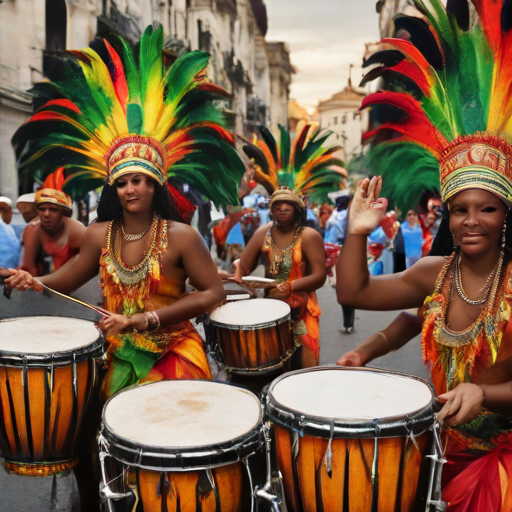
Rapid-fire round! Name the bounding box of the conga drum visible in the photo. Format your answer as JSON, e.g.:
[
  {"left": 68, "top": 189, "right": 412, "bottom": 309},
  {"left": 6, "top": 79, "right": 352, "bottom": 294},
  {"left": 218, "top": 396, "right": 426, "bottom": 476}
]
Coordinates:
[
  {"left": 264, "top": 366, "right": 438, "bottom": 512},
  {"left": 99, "top": 380, "right": 265, "bottom": 512},
  {"left": 208, "top": 298, "right": 294, "bottom": 376},
  {"left": 0, "top": 316, "right": 103, "bottom": 475}
]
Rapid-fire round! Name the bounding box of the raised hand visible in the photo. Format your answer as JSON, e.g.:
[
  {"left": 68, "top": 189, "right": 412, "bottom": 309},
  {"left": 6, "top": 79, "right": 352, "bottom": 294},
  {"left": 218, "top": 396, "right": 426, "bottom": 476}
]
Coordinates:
[
  {"left": 348, "top": 176, "right": 388, "bottom": 236},
  {"left": 336, "top": 350, "right": 366, "bottom": 367},
  {"left": 0, "top": 268, "right": 43, "bottom": 292}
]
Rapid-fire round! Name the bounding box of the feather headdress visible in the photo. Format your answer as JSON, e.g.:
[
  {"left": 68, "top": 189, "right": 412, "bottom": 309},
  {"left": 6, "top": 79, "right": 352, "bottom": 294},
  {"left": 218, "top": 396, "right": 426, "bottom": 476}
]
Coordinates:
[
  {"left": 243, "top": 121, "right": 346, "bottom": 204},
  {"left": 361, "top": 0, "right": 512, "bottom": 211},
  {"left": 34, "top": 167, "right": 72, "bottom": 210},
  {"left": 12, "top": 23, "right": 245, "bottom": 207}
]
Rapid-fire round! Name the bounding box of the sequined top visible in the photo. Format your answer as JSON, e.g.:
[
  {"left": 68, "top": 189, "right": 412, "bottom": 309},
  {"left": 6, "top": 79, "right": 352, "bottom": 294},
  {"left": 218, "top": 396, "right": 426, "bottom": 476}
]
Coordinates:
[
  {"left": 263, "top": 225, "right": 304, "bottom": 282},
  {"left": 422, "top": 254, "right": 512, "bottom": 451}
]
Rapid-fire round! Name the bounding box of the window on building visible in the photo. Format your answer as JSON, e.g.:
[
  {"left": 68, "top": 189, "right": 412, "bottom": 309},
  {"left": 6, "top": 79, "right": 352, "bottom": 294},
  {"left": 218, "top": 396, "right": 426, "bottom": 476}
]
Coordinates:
[
  {"left": 342, "top": 114, "right": 347, "bottom": 124},
  {"left": 334, "top": 116, "right": 338, "bottom": 125},
  {"left": 46, "top": 0, "right": 67, "bottom": 51}
]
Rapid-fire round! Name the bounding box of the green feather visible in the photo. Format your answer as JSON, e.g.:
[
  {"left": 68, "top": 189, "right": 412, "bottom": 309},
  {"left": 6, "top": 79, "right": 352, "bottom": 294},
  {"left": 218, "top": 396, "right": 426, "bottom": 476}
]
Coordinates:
[{"left": 367, "top": 142, "right": 439, "bottom": 214}]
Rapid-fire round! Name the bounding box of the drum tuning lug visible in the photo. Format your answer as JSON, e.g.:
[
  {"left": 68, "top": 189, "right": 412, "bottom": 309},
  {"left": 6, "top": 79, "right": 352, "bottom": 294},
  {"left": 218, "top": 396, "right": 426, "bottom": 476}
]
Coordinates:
[
  {"left": 428, "top": 499, "right": 448, "bottom": 512},
  {"left": 99, "top": 482, "right": 133, "bottom": 501}
]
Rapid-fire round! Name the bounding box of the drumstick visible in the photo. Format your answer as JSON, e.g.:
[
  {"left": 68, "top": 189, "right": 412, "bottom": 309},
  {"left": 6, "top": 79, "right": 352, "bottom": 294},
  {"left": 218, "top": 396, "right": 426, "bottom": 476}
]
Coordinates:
[{"left": 40, "top": 283, "right": 112, "bottom": 317}]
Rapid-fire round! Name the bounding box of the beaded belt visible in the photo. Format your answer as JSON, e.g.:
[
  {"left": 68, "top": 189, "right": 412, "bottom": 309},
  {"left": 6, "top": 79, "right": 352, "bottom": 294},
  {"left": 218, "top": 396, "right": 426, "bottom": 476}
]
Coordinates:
[{"left": 3, "top": 458, "right": 79, "bottom": 477}]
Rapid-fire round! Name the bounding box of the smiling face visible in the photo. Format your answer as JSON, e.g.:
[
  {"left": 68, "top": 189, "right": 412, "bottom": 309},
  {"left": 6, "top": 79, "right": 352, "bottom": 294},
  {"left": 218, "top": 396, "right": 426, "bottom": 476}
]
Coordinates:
[
  {"left": 449, "top": 189, "right": 508, "bottom": 256},
  {"left": 115, "top": 173, "right": 155, "bottom": 214},
  {"left": 271, "top": 201, "right": 297, "bottom": 229}
]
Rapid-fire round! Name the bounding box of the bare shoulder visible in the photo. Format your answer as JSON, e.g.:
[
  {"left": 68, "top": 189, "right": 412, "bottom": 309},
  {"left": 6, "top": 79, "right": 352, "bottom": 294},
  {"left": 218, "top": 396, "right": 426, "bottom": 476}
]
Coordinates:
[
  {"left": 403, "top": 255, "right": 449, "bottom": 293},
  {"left": 252, "top": 222, "right": 271, "bottom": 241},
  {"left": 302, "top": 226, "right": 323, "bottom": 243},
  {"left": 167, "top": 220, "right": 204, "bottom": 246},
  {"left": 81, "top": 221, "right": 110, "bottom": 246}
]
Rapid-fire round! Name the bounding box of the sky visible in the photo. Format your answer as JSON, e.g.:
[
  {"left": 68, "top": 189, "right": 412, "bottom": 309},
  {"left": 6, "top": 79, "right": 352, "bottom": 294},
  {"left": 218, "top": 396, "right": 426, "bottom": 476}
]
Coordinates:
[{"left": 265, "top": 0, "right": 381, "bottom": 109}]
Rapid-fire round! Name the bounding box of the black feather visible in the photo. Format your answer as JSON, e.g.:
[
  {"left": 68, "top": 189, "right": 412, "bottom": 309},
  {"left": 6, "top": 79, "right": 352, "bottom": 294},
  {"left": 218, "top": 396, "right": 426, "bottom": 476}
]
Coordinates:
[
  {"left": 446, "top": 0, "right": 470, "bottom": 31},
  {"left": 393, "top": 14, "right": 444, "bottom": 70}
]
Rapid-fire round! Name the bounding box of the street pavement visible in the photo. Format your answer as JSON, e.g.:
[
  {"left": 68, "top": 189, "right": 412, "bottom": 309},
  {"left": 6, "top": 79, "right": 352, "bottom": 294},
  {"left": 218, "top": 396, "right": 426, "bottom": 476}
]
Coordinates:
[{"left": 317, "top": 279, "right": 429, "bottom": 381}]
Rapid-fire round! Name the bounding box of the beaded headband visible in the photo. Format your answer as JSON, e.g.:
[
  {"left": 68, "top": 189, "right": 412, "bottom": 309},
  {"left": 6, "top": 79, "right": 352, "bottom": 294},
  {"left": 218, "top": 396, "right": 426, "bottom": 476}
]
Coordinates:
[
  {"left": 440, "top": 135, "right": 512, "bottom": 207},
  {"left": 105, "top": 135, "right": 166, "bottom": 186}
]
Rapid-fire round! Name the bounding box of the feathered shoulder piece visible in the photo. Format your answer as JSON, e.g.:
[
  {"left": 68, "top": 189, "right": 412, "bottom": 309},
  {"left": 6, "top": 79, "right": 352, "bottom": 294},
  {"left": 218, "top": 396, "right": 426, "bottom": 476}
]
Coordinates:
[
  {"left": 12, "top": 23, "right": 245, "bottom": 206},
  {"left": 361, "top": 0, "right": 512, "bottom": 210},
  {"left": 243, "top": 121, "right": 345, "bottom": 203}
]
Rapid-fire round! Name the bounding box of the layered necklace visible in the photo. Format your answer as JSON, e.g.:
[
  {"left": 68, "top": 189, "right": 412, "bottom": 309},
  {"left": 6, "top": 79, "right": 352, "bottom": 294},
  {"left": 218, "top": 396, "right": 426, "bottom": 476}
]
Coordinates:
[
  {"left": 267, "top": 224, "right": 303, "bottom": 277},
  {"left": 106, "top": 213, "right": 162, "bottom": 286},
  {"left": 437, "top": 251, "right": 504, "bottom": 347},
  {"left": 453, "top": 252, "right": 503, "bottom": 306}
]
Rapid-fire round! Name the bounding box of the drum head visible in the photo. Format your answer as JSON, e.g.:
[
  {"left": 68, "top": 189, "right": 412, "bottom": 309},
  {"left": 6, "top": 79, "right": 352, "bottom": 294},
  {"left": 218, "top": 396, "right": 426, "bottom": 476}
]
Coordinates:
[
  {"left": 210, "top": 298, "right": 290, "bottom": 327},
  {"left": 102, "top": 380, "right": 263, "bottom": 470},
  {"left": 0, "top": 316, "right": 102, "bottom": 362},
  {"left": 266, "top": 366, "right": 434, "bottom": 438}
]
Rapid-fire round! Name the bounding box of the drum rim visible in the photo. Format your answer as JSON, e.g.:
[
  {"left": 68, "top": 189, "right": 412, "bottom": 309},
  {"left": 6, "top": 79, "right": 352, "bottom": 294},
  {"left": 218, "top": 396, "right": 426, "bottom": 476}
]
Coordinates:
[
  {"left": 209, "top": 298, "right": 291, "bottom": 329},
  {"left": 0, "top": 316, "right": 104, "bottom": 366},
  {"left": 101, "top": 380, "right": 264, "bottom": 470},
  {"left": 264, "top": 365, "right": 435, "bottom": 439}
]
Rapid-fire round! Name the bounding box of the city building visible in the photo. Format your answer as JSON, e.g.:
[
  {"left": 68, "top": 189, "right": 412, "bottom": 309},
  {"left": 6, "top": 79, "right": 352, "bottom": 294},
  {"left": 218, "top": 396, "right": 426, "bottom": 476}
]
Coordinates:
[
  {"left": 317, "top": 80, "right": 367, "bottom": 162},
  {"left": 0, "top": 0, "right": 293, "bottom": 197}
]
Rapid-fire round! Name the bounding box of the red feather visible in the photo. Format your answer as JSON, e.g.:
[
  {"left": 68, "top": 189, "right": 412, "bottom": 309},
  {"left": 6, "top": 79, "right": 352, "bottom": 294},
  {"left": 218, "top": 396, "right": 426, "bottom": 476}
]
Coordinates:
[
  {"left": 42, "top": 167, "right": 66, "bottom": 190},
  {"left": 104, "top": 40, "right": 128, "bottom": 115},
  {"left": 362, "top": 91, "right": 447, "bottom": 156},
  {"left": 40, "top": 99, "right": 82, "bottom": 115},
  {"left": 381, "top": 38, "right": 435, "bottom": 95}
]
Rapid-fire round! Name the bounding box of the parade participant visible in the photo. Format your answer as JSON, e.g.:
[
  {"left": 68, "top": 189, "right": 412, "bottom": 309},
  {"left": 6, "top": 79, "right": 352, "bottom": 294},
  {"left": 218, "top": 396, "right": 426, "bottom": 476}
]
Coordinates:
[
  {"left": 2, "top": 24, "right": 245, "bottom": 400},
  {"left": 401, "top": 209, "right": 423, "bottom": 268},
  {"left": 236, "top": 123, "right": 342, "bottom": 366},
  {"left": 337, "top": 2, "right": 512, "bottom": 508},
  {"left": 0, "top": 197, "right": 20, "bottom": 269},
  {"left": 16, "top": 192, "right": 37, "bottom": 223},
  {"left": 419, "top": 195, "right": 443, "bottom": 256},
  {"left": 21, "top": 170, "right": 86, "bottom": 276},
  {"left": 235, "top": 188, "right": 325, "bottom": 367}
]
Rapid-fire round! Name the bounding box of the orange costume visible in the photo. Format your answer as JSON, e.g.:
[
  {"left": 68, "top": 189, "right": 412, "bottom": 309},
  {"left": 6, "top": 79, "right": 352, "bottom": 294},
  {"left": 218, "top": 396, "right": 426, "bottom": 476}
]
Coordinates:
[
  {"left": 100, "top": 215, "right": 210, "bottom": 399},
  {"left": 262, "top": 225, "right": 321, "bottom": 359},
  {"left": 422, "top": 254, "right": 512, "bottom": 511}
]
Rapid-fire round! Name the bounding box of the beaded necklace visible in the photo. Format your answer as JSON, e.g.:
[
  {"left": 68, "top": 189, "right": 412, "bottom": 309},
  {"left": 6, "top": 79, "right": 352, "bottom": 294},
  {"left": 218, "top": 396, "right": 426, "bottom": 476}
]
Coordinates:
[
  {"left": 102, "top": 214, "right": 168, "bottom": 316},
  {"left": 266, "top": 224, "right": 303, "bottom": 279}
]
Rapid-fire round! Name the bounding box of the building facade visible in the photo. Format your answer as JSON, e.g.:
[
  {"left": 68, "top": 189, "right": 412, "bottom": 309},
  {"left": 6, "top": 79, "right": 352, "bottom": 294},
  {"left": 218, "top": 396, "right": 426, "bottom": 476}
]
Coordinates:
[
  {"left": 317, "top": 82, "right": 367, "bottom": 162},
  {"left": 0, "top": 0, "right": 293, "bottom": 198}
]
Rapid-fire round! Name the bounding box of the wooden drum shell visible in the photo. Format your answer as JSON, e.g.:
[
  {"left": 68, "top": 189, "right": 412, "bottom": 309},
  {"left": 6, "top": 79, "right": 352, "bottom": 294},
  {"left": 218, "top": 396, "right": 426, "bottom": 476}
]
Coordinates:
[
  {"left": 0, "top": 356, "right": 99, "bottom": 465},
  {"left": 212, "top": 319, "right": 293, "bottom": 374},
  {"left": 130, "top": 463, "right": 246, "bottom": 512},
  {"left": 273, "top": 425, "right": 432, "bottom": 512}
]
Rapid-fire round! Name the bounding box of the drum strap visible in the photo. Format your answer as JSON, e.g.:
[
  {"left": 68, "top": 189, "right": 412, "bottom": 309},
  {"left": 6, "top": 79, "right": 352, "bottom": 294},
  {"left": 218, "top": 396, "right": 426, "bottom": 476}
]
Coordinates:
[{"left": 3, "top": 457, "right": 79, "bottom": 477}]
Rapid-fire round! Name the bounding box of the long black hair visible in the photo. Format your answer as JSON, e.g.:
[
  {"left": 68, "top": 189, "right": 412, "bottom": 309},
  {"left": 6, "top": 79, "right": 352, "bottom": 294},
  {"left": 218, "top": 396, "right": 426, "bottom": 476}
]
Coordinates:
[
  {"left": 429, "top": 207, "right": 512, "bottom": 257},
  {"left": 96, "top": 181, "right": 184, "bottom": 222}
]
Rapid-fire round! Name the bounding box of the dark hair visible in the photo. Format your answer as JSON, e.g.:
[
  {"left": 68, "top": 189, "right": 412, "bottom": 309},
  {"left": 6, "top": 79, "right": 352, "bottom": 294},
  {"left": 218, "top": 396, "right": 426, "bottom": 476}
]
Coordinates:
[
  {"left": 96, "top": 181, "right": 184, "bottom": 222},
  {"left": 429, "top": 207, "right": 512, "bottom": 257}
]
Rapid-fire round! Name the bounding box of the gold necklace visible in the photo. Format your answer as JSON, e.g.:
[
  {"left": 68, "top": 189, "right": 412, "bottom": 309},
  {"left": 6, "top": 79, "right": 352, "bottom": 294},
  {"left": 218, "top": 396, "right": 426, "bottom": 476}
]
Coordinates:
[
  {"left": 454, "top": 254, "right": 499, "bottom": 305},
  {"left": 121, "top": 222, "right": 151, "bottom": 241},
  {"left": 106, "top": 214, "right": 160, "bottom": 286}
]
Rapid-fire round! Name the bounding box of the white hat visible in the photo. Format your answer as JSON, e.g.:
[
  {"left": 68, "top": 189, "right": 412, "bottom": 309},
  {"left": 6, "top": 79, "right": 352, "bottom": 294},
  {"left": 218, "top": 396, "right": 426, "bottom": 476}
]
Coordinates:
[
  {"left": 16, "top": 193, "right": 36, "bottom": 205},
  {"left": 0, "top": 196, "right": 12, "bottom": 207}
]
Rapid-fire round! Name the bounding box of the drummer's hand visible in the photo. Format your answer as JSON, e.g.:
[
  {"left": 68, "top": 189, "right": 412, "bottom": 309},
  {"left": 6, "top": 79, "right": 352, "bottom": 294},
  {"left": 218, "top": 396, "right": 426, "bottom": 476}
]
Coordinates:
[
  {"left": 267, "top": 282, "right": 292, "bottom": 300},
  {"left": 218, "top": 269, "right": 234, "bottom": 280},
  {"left": 99, "top": 313, "right": 151, "bottom": 337},
  {"left": 0, "top": 267, "right": 43, "bottom": 292},
  {"left": 436, "top": 383, "right": 484, "bottom": 427},
  {"left": 348, "top": 176, "right": 387, "bottom": 235},
  {"left": 233, "top": 265, "right": 244, "bottom": 284},
  {"left": 336, "top": 350, "right": 365, "bottom": 367}
]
